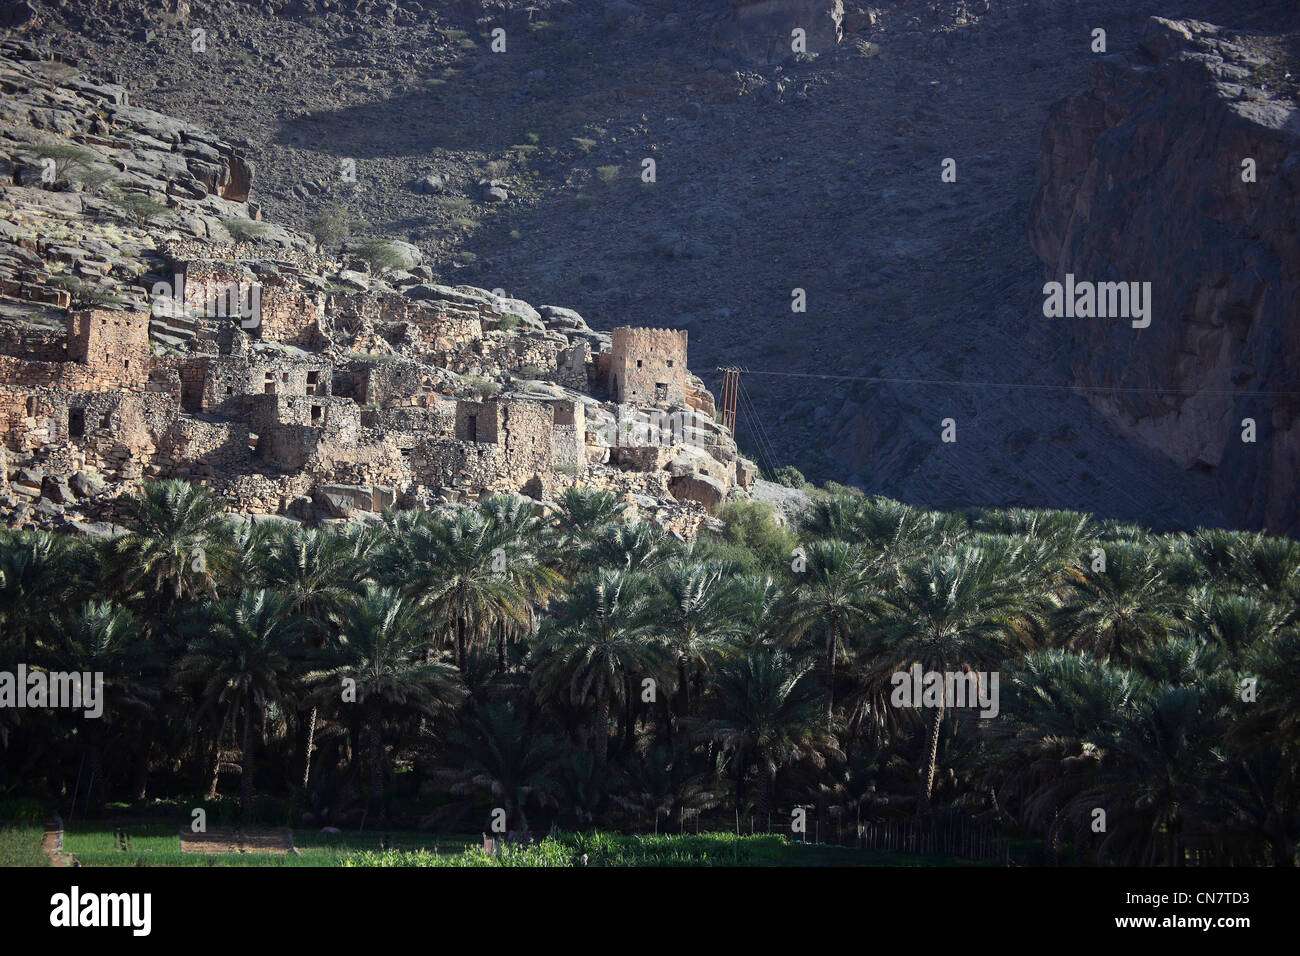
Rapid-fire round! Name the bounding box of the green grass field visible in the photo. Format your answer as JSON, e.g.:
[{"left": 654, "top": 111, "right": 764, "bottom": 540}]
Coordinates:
[
  {"left": 56, "top": 825, "right": 992, "bottom": 867},
  {"left": 0, "top": 826, "right": 48, "bottom": 867}
]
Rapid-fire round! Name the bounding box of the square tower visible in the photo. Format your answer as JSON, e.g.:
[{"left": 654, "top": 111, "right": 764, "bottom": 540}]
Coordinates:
[{"left": 608, "top": 327, "right": 688, "bottom": 405}]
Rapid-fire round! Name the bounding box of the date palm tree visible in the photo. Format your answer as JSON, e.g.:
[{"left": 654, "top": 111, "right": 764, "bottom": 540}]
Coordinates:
[
  {"left": 531, "top": 568, "right": 665, "bottom": 772},
  {"left": 403, "top": 510, "right": 534, "bottom": 672},
  {"left": 108, "top": 480, "right": 233, "bottom": 617},
  {"left": 55, "top": 601, "right": 161, "bottom": 814},
  {"left": 1054, "top": 541, "right": 1177, "bottom": 664},
  {"left": 308, "top": 586, "right": 464, "bottom": 816},
  {"left": 653, "top": 561, "right": 742, "bottom": 719},
  {"left": 263, "top": 525, "right": 378, "bottom": 789},
  {"left": 781, "top": 539, "right": 875, "bottom": 723},
  {"left": 479, "top": 495, "right": 563, "bottom": 672},
  {"left": 434, "top": 700, "right": 565, "bottom": 833},
  {"left": 700, "top": 648, "right": 836, "bottom": 814},
  {"left": 873, "top": 545, "right": 1033, "bottom": 817},
  {"left": 177, "top": 589, "right": 305, "bottom": 817},
  {"left": 546, "top": 487, "right": 626, "bottom": 577}
]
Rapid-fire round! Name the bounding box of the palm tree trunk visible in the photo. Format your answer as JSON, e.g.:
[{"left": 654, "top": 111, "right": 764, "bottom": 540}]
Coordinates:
[
  {"left": 677, "top": 658, "right": 691, "bottom": 716},
  {"left": 456, "top": 617, "right": 467, "bottom": 671},
  {"left": 302, "top": 706, "right": 317, "bottom": 791},
  {"left": 918, "top": 697, "right": 945, "bottom": 819},
  {"left": 497, "top": 621, "right": 507, "bottom": 673},
  {"left": 825, "top": 619, "right": 837, "bottom": 724},
  {"left": 368, "top": 722, "right": 385, "bottom": 812},
  {"left": 133, "top": 724, "right": 152, "bottom": 802},
  {"left": 208, "top": 707, "right": 232, "bottom": 800},
  {"left": 239, "top": 706, "right": 255, "bottom": 819},
  {"left": 594, "top": 685, "right": 610, "bottom": 771},
  {"left": 756, "top": 762, "right": 775, "bottom": 817}
]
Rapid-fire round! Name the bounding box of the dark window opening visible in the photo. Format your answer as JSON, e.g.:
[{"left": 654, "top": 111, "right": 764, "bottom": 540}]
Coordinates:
[
  {"left": 68, "top": 408, "right": 85, "bottom": 438},
  {"left": 655, "top": 382, "right": 669, "bottom": 401},
  {"left": 636, "top": 359, "right": 643, "bottom": 368},
  {"left": 666, "top": 360, "right": 674, "bottom": 367},
  {"left": 226, "top": 386, "right": 234, "bottom": 395},
  {"left": 466, "top": 414, "right": 477, "bottom": 442},
  {"left": 311, "top": 405, "right": 322, "bottom": 423},
  {"left": 306, "top": 371, "right": 319, "bottom": 395},
  {"left": 100, "top": 411, "right": 112, "bottom": 429},
  {"left": 123, "top": 359, "right": 130, "bottom": 370},
  {"left": 25, "top": 397, "right": 36, "bottom": 416}
]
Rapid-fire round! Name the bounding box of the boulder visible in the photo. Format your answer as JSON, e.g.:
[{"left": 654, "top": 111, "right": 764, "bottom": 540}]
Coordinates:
[{"left": 669, "top": 472, "right": 728, "bottom": 513}]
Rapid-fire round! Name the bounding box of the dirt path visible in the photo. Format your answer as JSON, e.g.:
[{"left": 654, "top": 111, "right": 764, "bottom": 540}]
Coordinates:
[
  {"left": 42, "top": 822, "right": 77, "bottom": 867},
  {"left": 180, "top": 826, "right": 296, "bottom": 855}
]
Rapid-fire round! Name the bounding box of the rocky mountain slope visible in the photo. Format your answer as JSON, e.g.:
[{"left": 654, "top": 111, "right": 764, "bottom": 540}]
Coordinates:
[
  {"left": 5, "top": 0, "right": 1298, "bottom": 531},
  {"left": 1032, "top": 16, "right": 1299, "bottom": 534},
  {"left": 0, "top": 39, "right": 754, "bottom": 533}
]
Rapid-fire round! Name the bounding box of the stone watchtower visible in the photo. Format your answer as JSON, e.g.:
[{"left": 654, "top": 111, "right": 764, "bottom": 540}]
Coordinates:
[
  {"left": 608, "top": 327, "right": 688, "bottom": 405},
  {"left": 65, "top": 310, "right": 151, "bottom": 387}
]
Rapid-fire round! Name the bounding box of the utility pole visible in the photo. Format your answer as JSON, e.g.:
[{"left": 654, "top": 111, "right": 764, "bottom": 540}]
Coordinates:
[{"left": 718, "top": 366, "right": 740, "bottom": 435}]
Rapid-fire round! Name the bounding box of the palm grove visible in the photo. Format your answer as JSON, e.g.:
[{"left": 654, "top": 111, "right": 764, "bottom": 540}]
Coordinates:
[{"left": 1, "top": 480, "right": 1297, "bottom": 866}]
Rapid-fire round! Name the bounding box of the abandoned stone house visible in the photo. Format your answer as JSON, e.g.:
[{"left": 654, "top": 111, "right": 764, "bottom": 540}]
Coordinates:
[
  {"left": 2, "top": 292, "right": 749, "bottom": 523},
  {"left": 607, "top": 327, "right": 689, "bottom": 405}
]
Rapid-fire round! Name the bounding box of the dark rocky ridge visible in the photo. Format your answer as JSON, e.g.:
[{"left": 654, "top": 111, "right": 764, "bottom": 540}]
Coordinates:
[
  {"left": 8, "top": 0, "right": 1299, "bottom": 531},
  {"left": 1031, "top": 16, "right": 1300, "bottom": 534}
]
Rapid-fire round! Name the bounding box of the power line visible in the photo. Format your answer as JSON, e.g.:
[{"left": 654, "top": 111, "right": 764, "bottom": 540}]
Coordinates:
[
  {"left": 735, "top": 378, "right": 781, "bottom": 480},
  {"left": 739, "top": 379, "right": 785, "bottom": 481},
  {"left": 721, "top": 367, "right": 1299, "bottom": 399}
]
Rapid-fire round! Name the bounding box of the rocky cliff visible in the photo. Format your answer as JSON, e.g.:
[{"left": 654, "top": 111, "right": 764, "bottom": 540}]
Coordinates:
[{"left": 1031, "top": 16, "right": 1300, "bottom": 534}]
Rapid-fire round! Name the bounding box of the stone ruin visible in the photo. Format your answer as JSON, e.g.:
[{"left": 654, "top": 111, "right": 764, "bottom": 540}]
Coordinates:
[{"left": 0, "top": 40, "right": 757, "bottom": 534}]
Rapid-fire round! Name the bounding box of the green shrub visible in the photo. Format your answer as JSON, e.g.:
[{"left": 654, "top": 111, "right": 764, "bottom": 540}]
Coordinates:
[
  {"left": 223, "top": 217, "right": 270, "bottom": 241},
  {"left": 107, "top": 190, "right": 171, "bottom": 227},
  {"left": 773, "top": 465, "right": 806, "bottom": 488},
  {"left": 23, "top": 143, "right": 96, "bottom": 183},
  {"left": 353, "top": 239, "right": 406, "bottom": 274},
  {"left": 306, "top": 206, "right": 351, "bottom": 252},
  {"left": 461, "top": 375, "right": 501, "bottom": 398}
]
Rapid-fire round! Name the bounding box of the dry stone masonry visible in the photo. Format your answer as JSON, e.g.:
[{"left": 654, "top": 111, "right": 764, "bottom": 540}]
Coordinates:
[{"left": 0, "top": 41, "right": 756, "bottom": 533}]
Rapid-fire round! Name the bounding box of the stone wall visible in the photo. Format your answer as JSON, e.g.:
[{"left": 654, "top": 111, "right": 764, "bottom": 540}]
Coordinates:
[
  {"left": 197, "top": 351, "right": 333, "bottom": 417},
  {"left": 259, "top": 286, "right": 324, "bottom": 346},
  {"left": 609, "top": 327, "right": 688, "bottom": 405},
  {"left": 347, "top": 358, "right": 437, "bottom": 407},
  {"left": 66, "top": 309, "right": 151, "bottom": 388}
]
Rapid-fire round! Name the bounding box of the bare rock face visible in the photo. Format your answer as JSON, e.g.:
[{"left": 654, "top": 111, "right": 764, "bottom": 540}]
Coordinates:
[
  {"left": 717, "top": 0, "right": 844, "bottom": 63},
  {"left": 1031, "top": 17, "right": 1300, "bottom": 535}
]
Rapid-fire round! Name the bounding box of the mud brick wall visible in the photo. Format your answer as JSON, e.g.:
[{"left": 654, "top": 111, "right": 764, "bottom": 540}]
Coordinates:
[
  {"left": 405, "top": 307, "right": 483, "bottom": 352},
  {"left": 28, "top": 392, "right": 182, "bottom": 478},
  {"left": 211, "top": 471, "right": 317, "bottom": 515},
  {"left": 303, "top": 439, "right": 413, "bottom": 487},
  {"left": 609, "top": 327, "right": 688, "bottom": 405},
  {"left": 362, "top": 404, "right": 455, "bottom": 439},
  {"left": 249, "top": 394, "right": 360, "bottom": 443},
  {"left": 500, "top": 399, "right": 555, "bottom": 483},
  {"left": 550, "top": 399, "right": 586, "bottom": 470},
  {"left": 256, "top": 423, "right": 321, "bottom": 471},
  {"left": 180, "top": 261, "right": 254, "bottom": 317}
]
